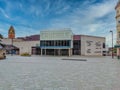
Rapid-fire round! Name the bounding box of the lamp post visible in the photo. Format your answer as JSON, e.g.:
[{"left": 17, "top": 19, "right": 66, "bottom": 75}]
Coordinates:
[
  {"left": 11, "top": 38, "right": 13, "bottom": 56},
  {"left": 110, "top": 30, "right": 114, "bottom": 58}
]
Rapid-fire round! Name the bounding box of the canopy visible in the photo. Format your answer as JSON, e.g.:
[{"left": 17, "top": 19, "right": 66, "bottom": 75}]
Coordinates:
[{"left": 114, "top": 45, "right": 120, "bottom": 48}]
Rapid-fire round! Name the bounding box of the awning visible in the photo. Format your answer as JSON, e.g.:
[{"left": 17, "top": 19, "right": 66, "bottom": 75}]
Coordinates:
[{"left": 114, "top": 45, "right": 120, "bottom": 48}]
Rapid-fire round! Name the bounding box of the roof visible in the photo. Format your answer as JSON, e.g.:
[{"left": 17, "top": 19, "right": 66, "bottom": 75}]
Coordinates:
[
  {"left": 5, "top": 45, "right": 19, "bottom": 50},
  {"left": 17, "top": 35, "right": 40, "bottom": 41},
  {"left": 16, "top": 34, "right": 105, "bottom": 41},
  {"left": 114, "top": 45, "right": 120, "bottom": 48},
  {"left": 73, "top": 35, "right": 81, "bottom": 40},
  {"left": 80, "top": 34, "right": 105, "bottom": 39}
]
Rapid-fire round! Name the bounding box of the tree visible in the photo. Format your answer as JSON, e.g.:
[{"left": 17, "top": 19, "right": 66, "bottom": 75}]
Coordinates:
[{"left": 0, "top": 34, "right": 3, "bottom": 39}]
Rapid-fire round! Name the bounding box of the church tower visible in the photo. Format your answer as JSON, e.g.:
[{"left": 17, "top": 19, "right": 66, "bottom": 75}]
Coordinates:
[
  {"left": 8, "top": 26, "right": 15, "bottom": 39},
  {"left": 115, "top": 0, "right": 120, "bottom": 56}
]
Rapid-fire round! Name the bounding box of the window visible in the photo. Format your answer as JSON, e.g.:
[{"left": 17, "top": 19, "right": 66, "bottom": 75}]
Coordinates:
[
  {"left": 51, "top": 41, "right": 54, "bottom": 46},
  {"left": 103, "top": 43, "right": 105, "bottom": 48}
]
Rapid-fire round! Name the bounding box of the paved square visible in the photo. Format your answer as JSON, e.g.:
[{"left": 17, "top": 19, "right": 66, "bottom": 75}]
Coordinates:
[{"left": 0, "top": 55, "right": 120, "bottom": 90}]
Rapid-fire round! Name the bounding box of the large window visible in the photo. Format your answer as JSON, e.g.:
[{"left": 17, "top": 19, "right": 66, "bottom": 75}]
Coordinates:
[
  {"left": 40, "top": 40, "right": 71, "bottom": 47},
  {"left": 73, "top": 40, "right": 81, "bottom": 55},
  {"left": 73, "top": 40, "right": 80, "bottom": 49}
]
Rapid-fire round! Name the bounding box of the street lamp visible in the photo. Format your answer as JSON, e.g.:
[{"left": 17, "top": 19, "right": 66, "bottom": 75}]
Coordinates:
[
  {"left": 11, "top": 38, "right": 13, "bottom": 56},
  {"left": 110, "top": 30, "right": 114, "bottom": 58}
]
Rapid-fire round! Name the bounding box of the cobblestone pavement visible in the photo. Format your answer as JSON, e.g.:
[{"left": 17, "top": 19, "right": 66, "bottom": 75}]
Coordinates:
[{"left": 0, "top": 55, "right": 120, "bottom": 90}]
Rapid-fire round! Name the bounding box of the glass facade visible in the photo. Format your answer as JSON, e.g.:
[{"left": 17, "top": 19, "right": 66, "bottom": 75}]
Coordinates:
[
  {"left": 40, "top": 40, "right": 71, "bottom": 48},
  {"left": 73, "top": 40, "right": 81, "bottom": 55}
]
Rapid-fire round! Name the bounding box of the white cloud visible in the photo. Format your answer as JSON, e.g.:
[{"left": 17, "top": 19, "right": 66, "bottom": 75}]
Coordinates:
[
  {"left": 0, "top": 0, "right": 118, "bottom": 47},
  {"left": 47, "top": 0, "right": 117, "bottom": 46},
  {"left": 88, "top": 1, "right": 114, "bottom": 19},
  {"left": 88, "top": 24, "right": 101, "bottom": 32},
  {"left": 0, "top": 8, "right": 10, "bottom": 18}
]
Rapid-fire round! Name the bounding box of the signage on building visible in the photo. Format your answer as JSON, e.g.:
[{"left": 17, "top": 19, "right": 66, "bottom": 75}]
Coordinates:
[{"left": 86, "top": 40, "right": 102, "bottom": 54}]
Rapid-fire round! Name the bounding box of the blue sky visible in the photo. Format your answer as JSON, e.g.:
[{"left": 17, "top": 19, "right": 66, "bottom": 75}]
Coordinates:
[{"left": 0, "top": 0, "right": 118, "bottom": 46}]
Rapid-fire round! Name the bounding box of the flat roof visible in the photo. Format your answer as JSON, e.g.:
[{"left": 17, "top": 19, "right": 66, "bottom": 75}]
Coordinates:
[{"left": 80, "top": 34, "right": 105, "bottom": 39}]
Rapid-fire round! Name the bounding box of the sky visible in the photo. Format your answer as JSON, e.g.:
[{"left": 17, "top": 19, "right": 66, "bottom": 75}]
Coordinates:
[{"left": 0, "top": 0, "right": 118, "bottom": 46}]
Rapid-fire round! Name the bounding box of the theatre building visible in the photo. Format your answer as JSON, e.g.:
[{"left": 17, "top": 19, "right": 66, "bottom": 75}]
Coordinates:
[
  {"left": 40, "top": 30, "right": 73, "bottom": 56},
  {"left": 37, "top": 29, "right": 106, "bottom": 56}
]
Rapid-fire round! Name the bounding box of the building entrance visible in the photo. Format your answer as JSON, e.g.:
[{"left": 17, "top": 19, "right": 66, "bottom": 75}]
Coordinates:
[{"left": 41, "top": 49, "right": 69, "bottom": 56}]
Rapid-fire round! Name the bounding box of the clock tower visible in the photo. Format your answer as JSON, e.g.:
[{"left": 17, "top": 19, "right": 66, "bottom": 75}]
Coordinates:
[
  {"left": 115, "top": 0, "right": 120, "bottom": 56},
  {"left": 8, "top": 26, "right": 15, "bottom": 39}
]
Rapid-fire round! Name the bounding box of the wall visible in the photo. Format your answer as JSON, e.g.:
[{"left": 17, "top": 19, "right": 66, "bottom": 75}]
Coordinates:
[
  {"left": 1, "top": 38, "right": 23, "bottom": 45},
  {"left": 1, "top": 39, "right": 12, "bottom": 45},
  {"left": 40, "top": 29, "right": 73, "bottom": 40},
  {"left": 13, "top": 41, "right": 40, "bottom": 54},
  {"left": 81, "top": 35, "right": 105, "bottom": 56},
  {"left": 1, "top": 39, "right": 40, "bottom": 55},
  {"left": 81, "top": 36, "right": 86, "bottom": 56}
]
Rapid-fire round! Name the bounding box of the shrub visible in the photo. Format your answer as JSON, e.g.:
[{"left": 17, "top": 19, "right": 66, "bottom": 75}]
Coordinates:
[{"left": 21, "top": 52, "right": 31, "bottom": 56}]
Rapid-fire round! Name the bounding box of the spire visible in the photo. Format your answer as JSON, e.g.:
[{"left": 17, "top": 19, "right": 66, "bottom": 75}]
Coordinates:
[{"left": 8, "top": 25, "right": 15, "bottom": 39}]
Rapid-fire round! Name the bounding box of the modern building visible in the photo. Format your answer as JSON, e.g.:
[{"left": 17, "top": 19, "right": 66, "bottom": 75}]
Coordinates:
[
  {"left": 32, "top": 29, "right": 105, "bottom": 56},
  {"left": 40, "top": 29, "right": 73, "bottom": 56}
]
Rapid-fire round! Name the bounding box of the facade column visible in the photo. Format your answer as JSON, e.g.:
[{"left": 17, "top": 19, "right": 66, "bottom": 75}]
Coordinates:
[
  {"left": 70, "top": 48, "right": 72, "bottom": 56},
  {"left": 41, "top": 49, "right": 42, "bottom": 56},
  {"left": 68, "top": 48, "right": 71, "bottom": 56}
]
